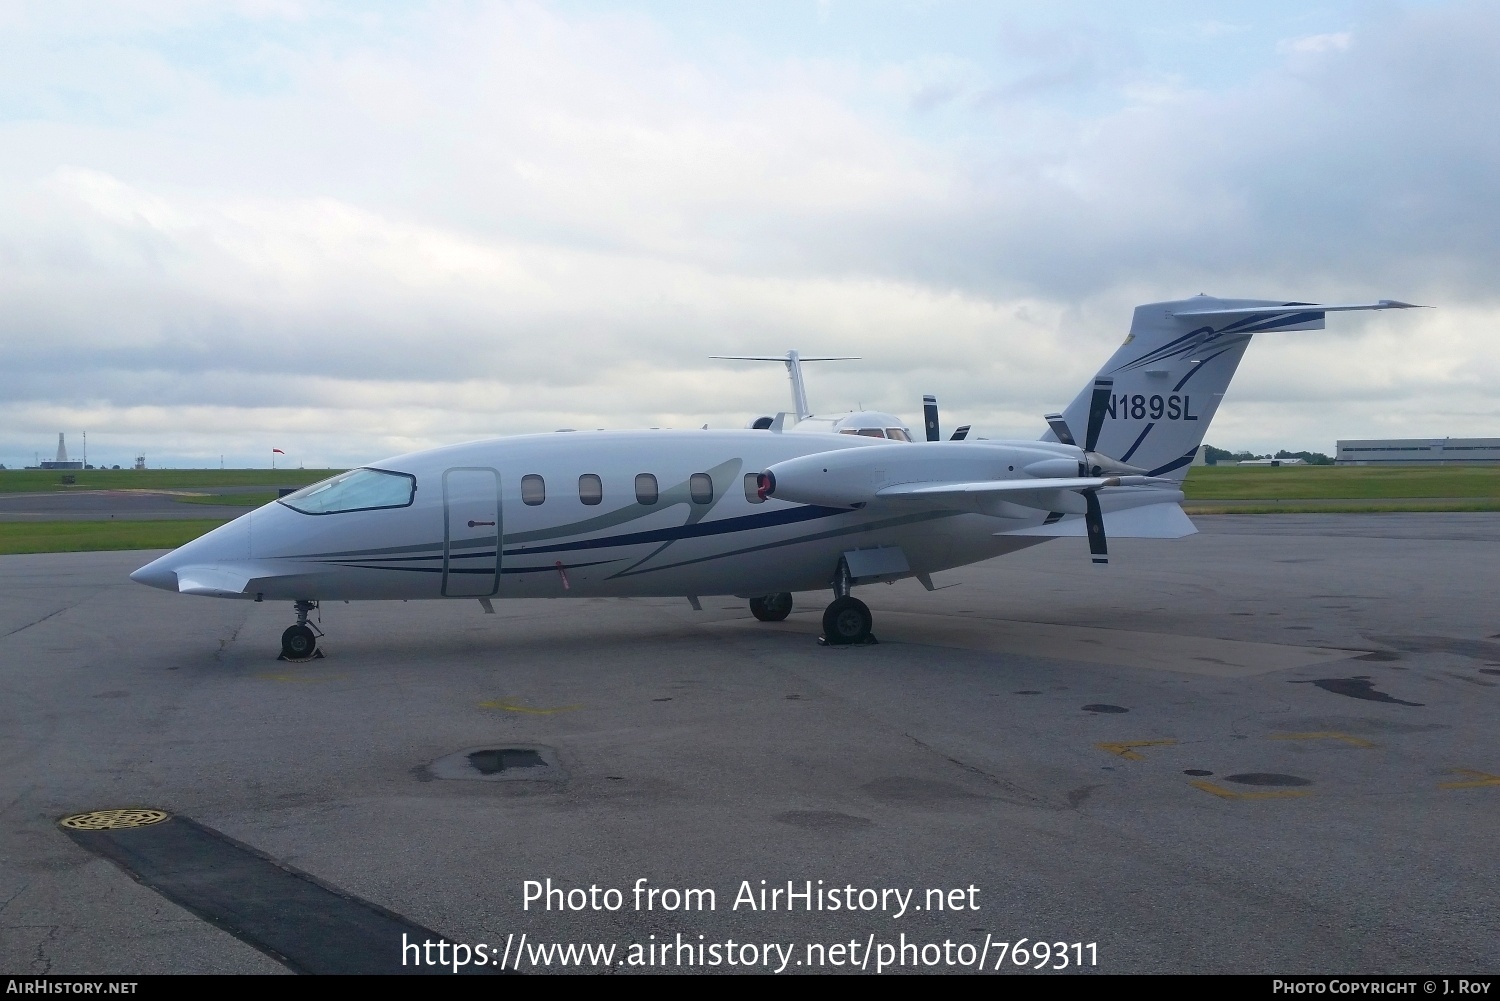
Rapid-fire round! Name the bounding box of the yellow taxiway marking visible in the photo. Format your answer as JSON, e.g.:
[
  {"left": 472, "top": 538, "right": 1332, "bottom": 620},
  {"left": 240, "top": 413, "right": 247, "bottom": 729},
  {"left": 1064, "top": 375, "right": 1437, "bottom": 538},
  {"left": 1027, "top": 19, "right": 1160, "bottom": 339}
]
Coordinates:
[
  {"left": 1438, "top": 769, "right": 1500, "bottom": 790},
  {"left": 477, "top": 698, "right": 582, "bottom": 715},
  {"left": 255, "top": 672, "right": 348, "bottom": 683},
  {"left": 1097, "top": 739, "right": 1178, "bottom": 761},
  {"left": 1268, "top": 731, "right": 1377, "bottom": 748},
  {"left": 1189, "top": 780, "right": 1311, "bottom": 801}
]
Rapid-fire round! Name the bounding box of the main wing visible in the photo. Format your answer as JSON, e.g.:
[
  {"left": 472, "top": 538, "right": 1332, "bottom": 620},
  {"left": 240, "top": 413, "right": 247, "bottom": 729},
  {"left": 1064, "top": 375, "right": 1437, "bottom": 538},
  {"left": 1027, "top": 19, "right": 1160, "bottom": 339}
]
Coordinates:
[{"left": 758, "top": 441, "right": 1193, "bottom": 562}]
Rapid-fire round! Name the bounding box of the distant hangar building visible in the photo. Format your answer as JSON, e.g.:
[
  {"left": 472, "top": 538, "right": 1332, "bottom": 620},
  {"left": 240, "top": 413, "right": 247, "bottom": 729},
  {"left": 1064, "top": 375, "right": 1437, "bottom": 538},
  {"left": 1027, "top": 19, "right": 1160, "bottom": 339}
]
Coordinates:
[{"left": 1336, "top": 437, "right": 1500, "bottom": 465}]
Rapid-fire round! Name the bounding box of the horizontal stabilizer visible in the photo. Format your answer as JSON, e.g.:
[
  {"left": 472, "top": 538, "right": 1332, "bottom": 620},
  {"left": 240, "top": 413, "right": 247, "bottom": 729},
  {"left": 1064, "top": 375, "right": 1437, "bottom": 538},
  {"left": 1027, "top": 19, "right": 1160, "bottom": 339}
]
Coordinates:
[
  {"left": 1171, "top": 300, "right": 1421, "bottom": 320},
  {"left": 1004, "top": 502, "right": 1197, "bottom": 540}
]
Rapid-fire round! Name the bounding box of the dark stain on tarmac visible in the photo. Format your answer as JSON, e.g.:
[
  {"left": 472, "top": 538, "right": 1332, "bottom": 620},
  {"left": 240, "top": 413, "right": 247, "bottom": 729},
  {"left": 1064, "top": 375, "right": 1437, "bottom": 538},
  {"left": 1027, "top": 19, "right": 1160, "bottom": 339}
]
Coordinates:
[
  {"left": 1373, "top": 635, "right": 1500, "bottom": 661},
  {"left": 1291, "top": 676, "right": 1423, "bottom": 706},
  {"left": 1082, "top": 704, "right": 1129, "bottom": 714},
  {"left": 775, "top": 810, "right": 873, "bottom": 831},
  {"left": 1225, "top": 773, "right": 1311, "bottom": 787}
]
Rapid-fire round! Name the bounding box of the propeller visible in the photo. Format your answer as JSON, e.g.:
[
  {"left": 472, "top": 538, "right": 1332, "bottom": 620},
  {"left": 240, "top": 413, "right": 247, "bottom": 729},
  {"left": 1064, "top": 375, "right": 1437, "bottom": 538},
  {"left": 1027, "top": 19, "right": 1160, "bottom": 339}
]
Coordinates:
[
  {"left": 924, "top": 395, "right": 971, "bottom": 441},
  {"left": 1045, "top": 377, "right": 1128, "bottom": 564},
  {"left": 923, "top": 395, "right": 940, "bottom": 442}
]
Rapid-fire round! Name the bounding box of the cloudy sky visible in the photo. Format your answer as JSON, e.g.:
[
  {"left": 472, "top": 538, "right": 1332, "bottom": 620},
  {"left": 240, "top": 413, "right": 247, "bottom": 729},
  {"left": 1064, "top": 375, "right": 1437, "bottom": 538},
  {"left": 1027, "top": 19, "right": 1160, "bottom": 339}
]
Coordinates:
[{"left": 1, "top": 0, "right": 1495, "bottom": 469}]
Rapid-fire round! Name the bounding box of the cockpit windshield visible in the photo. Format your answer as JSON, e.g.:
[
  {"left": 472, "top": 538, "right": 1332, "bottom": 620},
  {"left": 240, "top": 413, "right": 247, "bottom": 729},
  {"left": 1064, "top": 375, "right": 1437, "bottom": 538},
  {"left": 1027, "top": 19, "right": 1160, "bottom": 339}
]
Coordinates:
[
  {"left": 838, "top": 427, "right": 913, "bottom": 441},
  {"left": 278, "top": 467, "right": 416, "bottom": 515}
]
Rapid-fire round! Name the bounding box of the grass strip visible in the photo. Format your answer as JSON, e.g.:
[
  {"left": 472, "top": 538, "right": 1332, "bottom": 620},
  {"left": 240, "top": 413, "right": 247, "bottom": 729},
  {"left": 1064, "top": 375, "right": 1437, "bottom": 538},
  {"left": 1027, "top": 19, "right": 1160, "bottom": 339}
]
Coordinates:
[
  {"left": 0, "top": 469, "right": 340, "bottom": 494},
  {"left": 1185, "top": 500, "right": 1500, "bottom": 515},
  {"left": 1182, "top": 465, "right": 1500, "bottom": 500},
  {"left": 0, "top": 520, "right": 229, "bottom": 555}
]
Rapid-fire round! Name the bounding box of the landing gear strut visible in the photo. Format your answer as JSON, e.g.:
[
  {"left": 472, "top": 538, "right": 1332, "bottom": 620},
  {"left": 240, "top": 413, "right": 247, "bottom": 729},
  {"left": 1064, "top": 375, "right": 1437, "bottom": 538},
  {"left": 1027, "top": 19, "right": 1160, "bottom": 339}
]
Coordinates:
[
  {"left": 279, "top": 600, "right": 324, "bottom": 661},
  {"left": 819, "top": 558, "right": 875, "bottom": 645},
  {"left": 749, "top": 592, "right": 793, "bottom": 622}
]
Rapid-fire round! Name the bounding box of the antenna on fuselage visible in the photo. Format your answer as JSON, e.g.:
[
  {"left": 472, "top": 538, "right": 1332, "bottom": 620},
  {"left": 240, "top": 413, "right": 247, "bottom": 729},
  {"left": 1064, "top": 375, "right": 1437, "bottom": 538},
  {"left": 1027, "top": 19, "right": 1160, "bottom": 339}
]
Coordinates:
[{"left": 710, "top": 351, "right": 860, "bottom": 421}]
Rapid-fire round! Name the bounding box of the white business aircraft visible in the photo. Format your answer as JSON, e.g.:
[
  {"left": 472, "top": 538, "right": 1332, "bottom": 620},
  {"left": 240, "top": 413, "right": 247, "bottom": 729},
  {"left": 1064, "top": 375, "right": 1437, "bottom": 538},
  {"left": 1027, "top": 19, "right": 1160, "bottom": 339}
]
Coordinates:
[{"left": 131, "top": 295, "right": 1418, "bottom": 659}]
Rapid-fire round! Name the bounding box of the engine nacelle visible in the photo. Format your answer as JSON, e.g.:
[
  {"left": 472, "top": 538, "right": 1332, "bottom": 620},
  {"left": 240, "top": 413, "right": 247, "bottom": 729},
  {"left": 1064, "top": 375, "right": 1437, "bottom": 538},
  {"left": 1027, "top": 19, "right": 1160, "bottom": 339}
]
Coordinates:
[{"left": 760, "top": 441, "right": 1080, "bottom": 508}]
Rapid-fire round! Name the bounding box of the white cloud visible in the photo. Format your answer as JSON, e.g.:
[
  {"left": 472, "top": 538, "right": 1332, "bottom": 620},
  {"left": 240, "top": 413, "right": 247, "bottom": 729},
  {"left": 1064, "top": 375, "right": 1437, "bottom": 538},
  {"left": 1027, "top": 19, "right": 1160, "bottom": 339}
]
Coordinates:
[
  {"left": 1276, "top": 32, "right": 1353, "bottom": 55},
  {"left": 1, "top": 1, "right": 1498, "bottom": 467}
]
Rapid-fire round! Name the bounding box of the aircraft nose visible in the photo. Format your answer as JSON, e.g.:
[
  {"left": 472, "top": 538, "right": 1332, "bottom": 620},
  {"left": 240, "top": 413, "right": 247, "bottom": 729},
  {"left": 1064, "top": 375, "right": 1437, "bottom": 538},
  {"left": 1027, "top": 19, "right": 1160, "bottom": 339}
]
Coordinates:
[
  {"left": 130, "top": 555, "right": 179, "bottom": 591},
  {"left": 128, "top": 513, "right": 253, "bottom": 591}
]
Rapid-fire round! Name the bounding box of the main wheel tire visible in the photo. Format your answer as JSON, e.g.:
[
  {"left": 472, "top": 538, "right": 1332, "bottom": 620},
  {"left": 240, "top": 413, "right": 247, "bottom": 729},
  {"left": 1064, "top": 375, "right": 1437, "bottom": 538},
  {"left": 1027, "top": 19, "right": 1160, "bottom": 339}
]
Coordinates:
[
  {"left": 281, "top": 624, "right": 317, "bottom": 659},
  {"left": 821, "top": 596, "right": 872, "bottom": 645},
  {"left": 749, "top": 592, "right": 793, "bottom": 622}
]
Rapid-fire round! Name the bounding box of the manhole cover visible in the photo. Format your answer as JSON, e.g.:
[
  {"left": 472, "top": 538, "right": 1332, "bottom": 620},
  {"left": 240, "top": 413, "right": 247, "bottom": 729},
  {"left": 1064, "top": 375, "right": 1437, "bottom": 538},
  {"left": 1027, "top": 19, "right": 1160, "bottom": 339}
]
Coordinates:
[
  {"left": 1082, "top": 704, "right": 1129, "bottom": 714},
  {"left": 60, "top": 809, "right": 170, "bottom": 831},
  {"left": 1224, "top": 773, "right": 1311, "bottom": 787},
  {"left": 468, "top": 748, "right": 544, "bottom": 774}
]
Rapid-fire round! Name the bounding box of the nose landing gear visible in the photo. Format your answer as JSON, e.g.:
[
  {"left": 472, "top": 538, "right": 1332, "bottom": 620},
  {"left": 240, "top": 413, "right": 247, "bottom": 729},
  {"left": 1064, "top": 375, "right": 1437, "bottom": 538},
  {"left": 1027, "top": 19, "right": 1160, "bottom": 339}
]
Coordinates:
[{"left": 279, "top": 600, "right": 325, "bottom": 661}]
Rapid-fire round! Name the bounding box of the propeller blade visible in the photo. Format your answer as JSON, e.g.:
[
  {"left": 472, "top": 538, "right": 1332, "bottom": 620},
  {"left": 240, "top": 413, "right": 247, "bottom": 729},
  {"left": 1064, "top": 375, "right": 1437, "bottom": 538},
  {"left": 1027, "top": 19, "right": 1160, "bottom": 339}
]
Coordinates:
[
  {"left": 949, "top": 425, "right": 971, "bottom": 441},
  {"left": 1085, "top": 378, "right": 1113, "bottom": 453},
  {"left": 1044, "top": 413, "right": 1076, "bottom": 446},
  {"left": 923, "top": 394, "right": 940, "bottom": 442},
  {"left": 1084, "top": 490, "right": 1108, "bottom": 564}
]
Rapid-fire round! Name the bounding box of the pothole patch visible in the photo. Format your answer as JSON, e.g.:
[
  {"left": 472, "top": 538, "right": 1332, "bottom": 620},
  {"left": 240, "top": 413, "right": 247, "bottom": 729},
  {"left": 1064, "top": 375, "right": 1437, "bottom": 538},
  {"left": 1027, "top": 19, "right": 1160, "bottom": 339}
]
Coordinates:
[{"left": 427, "top": 745, "right": 563, "bottom": 782}]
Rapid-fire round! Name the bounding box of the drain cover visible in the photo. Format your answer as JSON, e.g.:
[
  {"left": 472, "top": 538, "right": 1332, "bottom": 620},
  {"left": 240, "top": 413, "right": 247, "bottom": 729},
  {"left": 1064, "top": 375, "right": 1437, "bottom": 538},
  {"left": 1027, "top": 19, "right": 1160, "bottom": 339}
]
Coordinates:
[
  {"left": 428, "top": 745, "right": 562, "bottom": 782},
  {"left": 60, "top": 809, "right": 171, "bottom": 831}
]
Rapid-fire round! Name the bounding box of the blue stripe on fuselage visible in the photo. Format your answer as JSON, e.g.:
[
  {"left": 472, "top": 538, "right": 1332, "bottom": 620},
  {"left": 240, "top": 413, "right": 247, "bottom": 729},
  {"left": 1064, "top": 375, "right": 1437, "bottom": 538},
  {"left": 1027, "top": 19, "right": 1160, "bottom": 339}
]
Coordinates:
[{"left": 503, "top": 503, "right": 849, "bottom": 557}]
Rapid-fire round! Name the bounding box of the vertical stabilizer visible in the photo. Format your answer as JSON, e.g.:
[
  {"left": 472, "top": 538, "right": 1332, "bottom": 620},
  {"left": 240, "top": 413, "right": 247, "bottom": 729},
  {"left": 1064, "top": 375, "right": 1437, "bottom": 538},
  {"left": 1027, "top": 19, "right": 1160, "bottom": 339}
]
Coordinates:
[{"left": 1043, "top": 296, "right": 1418, "bottom": 480}]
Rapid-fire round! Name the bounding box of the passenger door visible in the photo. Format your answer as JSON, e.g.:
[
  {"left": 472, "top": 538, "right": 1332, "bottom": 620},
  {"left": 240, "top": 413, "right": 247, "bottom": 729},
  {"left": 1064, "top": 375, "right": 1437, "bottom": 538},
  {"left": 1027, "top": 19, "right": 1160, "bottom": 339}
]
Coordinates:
[{"left": 442, "top": 467, "right": 501, "bottom": 597}]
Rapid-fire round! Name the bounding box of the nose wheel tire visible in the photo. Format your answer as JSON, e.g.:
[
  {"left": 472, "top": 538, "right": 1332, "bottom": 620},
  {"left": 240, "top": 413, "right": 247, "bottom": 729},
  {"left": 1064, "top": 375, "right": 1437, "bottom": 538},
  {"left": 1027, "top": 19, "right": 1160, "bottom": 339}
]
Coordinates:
[
  {"left": 821, "top": 596, "right": 872, "bottom": 645},
  {"left": 281, "top": 624, "right": 318, "bottom": 660},
  {"left": 749, "top": 592, "right": 794, "bottom": 622}
]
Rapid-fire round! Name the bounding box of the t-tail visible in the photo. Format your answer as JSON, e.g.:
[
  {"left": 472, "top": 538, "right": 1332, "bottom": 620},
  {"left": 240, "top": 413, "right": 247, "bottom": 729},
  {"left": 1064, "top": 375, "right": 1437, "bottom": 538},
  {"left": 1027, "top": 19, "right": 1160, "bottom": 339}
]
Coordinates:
[{"left": 1043, "top": 296, "right": 1421, "bottom": 480}]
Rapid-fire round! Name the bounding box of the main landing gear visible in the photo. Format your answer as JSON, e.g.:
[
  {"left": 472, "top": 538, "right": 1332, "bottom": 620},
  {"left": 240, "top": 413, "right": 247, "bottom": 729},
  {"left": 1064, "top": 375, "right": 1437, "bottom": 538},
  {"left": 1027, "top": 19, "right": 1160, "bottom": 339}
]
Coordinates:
[
  {"left": 819, "top": 558, "right": 876, "bottom": 646},
  {"left": 279, "top": 600, "right": 325, "bottom": 661},
  {"left": 749, "top": 592, "right": 793, "bottom": 622}
]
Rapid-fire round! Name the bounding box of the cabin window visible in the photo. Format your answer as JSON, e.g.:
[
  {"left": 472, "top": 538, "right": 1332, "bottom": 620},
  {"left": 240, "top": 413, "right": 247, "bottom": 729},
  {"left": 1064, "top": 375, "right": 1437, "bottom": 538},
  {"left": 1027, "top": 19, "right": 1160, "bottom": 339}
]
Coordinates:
[
  {"left": 635, "top": 473, "right": 658, "bottom": 505},
  {"left": 579, "top": 473, "right": 603, "bottom": 506},
  {"left": 520, "top": 474, "right": 545, "bottom": 506},
  {"left": 744, "top": 473, "right": 765, "bottom": 504},
  {"left": 689, "top": 472, "right": 713, "bottom": 504},
  {"left": 278, "top": 467, "right": 416, "bottom": 515}
]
